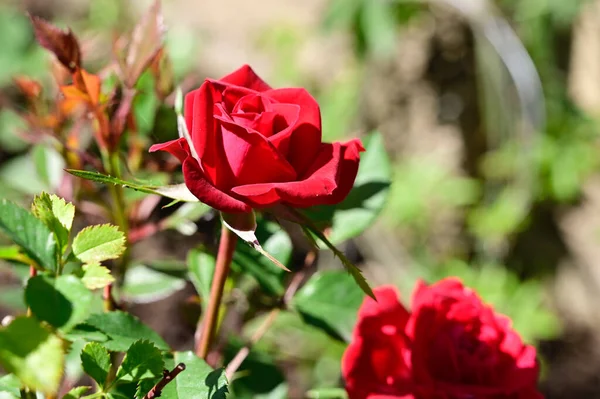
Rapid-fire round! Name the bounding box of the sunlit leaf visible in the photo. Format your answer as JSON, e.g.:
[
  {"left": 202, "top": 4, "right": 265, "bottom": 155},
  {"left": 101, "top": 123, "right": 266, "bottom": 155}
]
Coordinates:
[
  {"left": 81, "top": 263, "right": 115, "bottom": 290},
  {"left": 0, "top": 199, "right": 57, "bottom": 271},
  {"left": 160, "top": 352, "right": 228, "bottom": 399},
  {"left": 32, "top": 193, "right": 75, "bottom": 256},
  {"left": 72, "top": 224, "right": 126, "bottom": 264},
  {"left": 81, "top": 342, "right": 111, "bottom": 389},
  {"left": 115, "top": 340, "right": 164, "bottom": 384},
  {"left": 0, "top": 317, "right": 64, "bottom": 395},
  {"left": 122, "top": 264, "right": 185, "bottom": 303}
]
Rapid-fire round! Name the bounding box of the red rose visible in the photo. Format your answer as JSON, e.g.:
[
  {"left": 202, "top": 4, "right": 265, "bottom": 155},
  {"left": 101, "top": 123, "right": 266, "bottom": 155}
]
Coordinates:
[
  {"left": 150, "top": 65, "right": 364, "bottom": 213},
  {"left": 342, "top": 279, "right": 543, "bottom": 399}
]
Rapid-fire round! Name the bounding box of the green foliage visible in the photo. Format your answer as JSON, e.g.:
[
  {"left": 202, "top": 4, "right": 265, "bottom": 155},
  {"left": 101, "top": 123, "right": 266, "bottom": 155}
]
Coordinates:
[
  {"left": 32, "top": 193, "right": 75, "bottom": 256},
  {"left": 0, "top": 199, "right": 58, "bottom": 271},
  {"left": 81, "top": 263, "right": 115, "bottom": 290},
  {"left": 115, "top": 340, "right": 164, "bottom": 383},
  {"left": 0, "top": 317, "right": 64, "bottom": 395},
  {"left": 231, "top": 223, "right": 292, "bottom": 296},
  {"left": 160, "top": 352, "right": 228, "bottom": 399},
  {"left": 81, "top": 342, "right": 111, "bottom": 389},
  {"left": 72, "top": 224, "right": 126, "bottom": 264},
  {"left": 85, "top": 311, "right": 170, "bottom": 352},
  {"left": 292, "top": 271, "right": 364, "bottom": 342},
  {"left": 122, "top": 264, "right": 186, "bottom": 303},
  {"left": 25, "top": 274, "right": 94, "bottom": 332},
  {"left": 0, "top": 374, "right": 21, "bottom": 399},
  {"left": 63, "top": 386, "right": 91, "bottom": 399},
  {"left": 188, "top": 249, "right": 216, "bottom": 303}
]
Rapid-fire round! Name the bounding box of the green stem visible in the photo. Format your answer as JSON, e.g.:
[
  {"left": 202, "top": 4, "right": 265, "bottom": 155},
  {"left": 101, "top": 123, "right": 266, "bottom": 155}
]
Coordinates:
[
  {"left": 104, "top": 150, "right": 130, "bottom": 282},
  {"left": 195, "top": 224, "right": 237, "bottom": 359}
]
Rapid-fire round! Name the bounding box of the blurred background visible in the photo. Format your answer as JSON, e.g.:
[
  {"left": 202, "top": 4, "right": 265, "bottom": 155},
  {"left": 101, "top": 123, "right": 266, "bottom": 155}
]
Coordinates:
[{"left": 2, "top": 0, "right": 600, "bottom": 397}]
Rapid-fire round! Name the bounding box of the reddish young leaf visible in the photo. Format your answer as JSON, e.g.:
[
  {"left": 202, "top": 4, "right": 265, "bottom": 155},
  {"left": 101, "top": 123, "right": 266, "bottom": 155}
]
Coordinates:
[
  {"left": 13, "top": 77, "right": 42, "bottom": 99},
  {"left": 29, "top": 15, "right": 81, "bottom": 72},
  {"left": 73, "top": 69, "right": 101, "bottom": 105},
  {"left": 150, "top": 48, "right": 175, "bottom": 99},
  {"left": 121, "top": 0, "right": 167, "bottom": 87}
]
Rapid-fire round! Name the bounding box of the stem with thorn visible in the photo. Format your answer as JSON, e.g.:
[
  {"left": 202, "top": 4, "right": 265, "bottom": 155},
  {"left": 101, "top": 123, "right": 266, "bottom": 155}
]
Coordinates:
[
  {"left": 196, "top": 223, "right": 238, "bottom": 359},
  {"left": 143, "top": 363, "right": 186, "bottom": 399}
]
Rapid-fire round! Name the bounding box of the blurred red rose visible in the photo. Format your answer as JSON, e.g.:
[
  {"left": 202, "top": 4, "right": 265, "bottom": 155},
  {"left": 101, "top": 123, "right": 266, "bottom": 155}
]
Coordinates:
[
  {"left": 342, "top": 279, "right": 543, "bottom": 399},
  {"left": 150, "top": 65, "right": 364, "bottom": 213}
]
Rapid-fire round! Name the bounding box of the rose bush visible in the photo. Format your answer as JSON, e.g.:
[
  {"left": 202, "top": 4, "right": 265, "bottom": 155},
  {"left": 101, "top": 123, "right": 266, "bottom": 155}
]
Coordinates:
[
  {"left": 150, "top": 65, "right": 364, "bottom": 213},
  {"left": 342, "top": 278, "right": 543, "bottom": 399}
]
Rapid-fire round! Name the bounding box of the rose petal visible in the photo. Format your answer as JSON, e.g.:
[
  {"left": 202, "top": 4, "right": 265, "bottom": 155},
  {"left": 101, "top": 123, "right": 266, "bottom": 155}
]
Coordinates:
[
  {"left": 219, "top": 64, "right": 272, "bottom": 92},
  {"left": 318, "top": 139, "right": 365, "bottom": 205},
  {"left": 214, "top": 117, "right": 297, "bottom": 186},
  {"left": 230, "top": 142, "right": 342, "bottom": 207},
  {"left": 182, "top": 156, "right": 251, "bottom": 213},
  {"left": 230, "top": 140, "right": 363, "bottom": 207},
  {"left": 343, "top": 286, "right": 413, "bottom": 399},
  {"left": 187, "top": 82, "right": 235, "bottom": 188},
  {"left": 149, "top": 137, "right": 189, "bottom": 163},
  {"left": 265, "top": 88, "right": 322, "bottom": 175}
]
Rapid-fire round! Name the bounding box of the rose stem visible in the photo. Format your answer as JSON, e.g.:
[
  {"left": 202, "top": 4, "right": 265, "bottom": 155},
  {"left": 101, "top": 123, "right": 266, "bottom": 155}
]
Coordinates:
[
  {"left": 196, "top": 223, "right": 238, "bottom": 359},
  {"left": 142, "top": 363, "right": 186, "bottom": 399}
]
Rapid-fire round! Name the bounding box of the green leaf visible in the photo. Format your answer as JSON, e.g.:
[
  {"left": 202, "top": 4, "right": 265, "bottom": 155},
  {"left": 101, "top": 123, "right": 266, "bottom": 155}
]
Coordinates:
[
  {"left": 187, "top": 249, "right": 215, "bottom": 303},
  {"left": 0, "top": 199, "right": 57, "bottom": 271},
  {"left": 81, "top": 342, "right": 111, "bottom": 389},
  {"left": 0, "top": 317, "right": 64, "bottom": 395},
  {"left": 136, "top": 379, "right": 157, "bottom": 399},
  {"left": 160, "top": 352, "right": 228, "bottom": 399},
  {"left": 122, "top": 264, "right": 186, "bottom": 303},
  {"left": 85, "top": 311, "right": 169, "bottom": 352},
  {"left": 231, "top": 223, "right": 292, "bottom": 296},
  {"left": 305, "top": 132, "right": 391, "bottom": 244},
  {"left": 287, "top": 207, "right": 374, "bottom": 299},
  {"left": 115, "top": 340, "right": 164, "bottom": 384},
  {"left": 62, "top": 386, "right": 91, "bottom": 399},
  {"left": 72, "top": 224, "right": 126, "bottom": 264},
  {"left": 306, "top": 388, "right": 348, "bottom": 399},
  {"left": 0, "top": 374, "right": 21, "bottom": 399},
  {"left": 31, "top": 144, "right": 65, "bottom": 191},
  {"left": 25, "top": 275, "right": 95, "bottom": 332},
  {"left": 162, "top": 202, "right": 211, "bottom": 236},
  {"left": 32, "top": 193, "right": 75, "bottom": 255},
  {"left": 307, "top": 223, "right": 373, "bottom": 299},
  {"left": 81, "top": 263, "right": 115, "bottom": 290},
  {"left": 66, "top": 170, "right": 199, "bottom": 202},
  {"left": 0, "top": 245, "right": 32, "bottom": 264},
  {"left": 292, "top": 271, "right": 364, "bottom": 341}
]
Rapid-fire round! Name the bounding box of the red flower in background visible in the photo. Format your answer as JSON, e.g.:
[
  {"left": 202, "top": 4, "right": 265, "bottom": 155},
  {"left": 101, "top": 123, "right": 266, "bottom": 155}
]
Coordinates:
[
  {"left": 150, "top": 65, "right": 364, "bottom": 213},
  {"left": 342, "top": 279, "right": 543, "bottom": 399}
]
